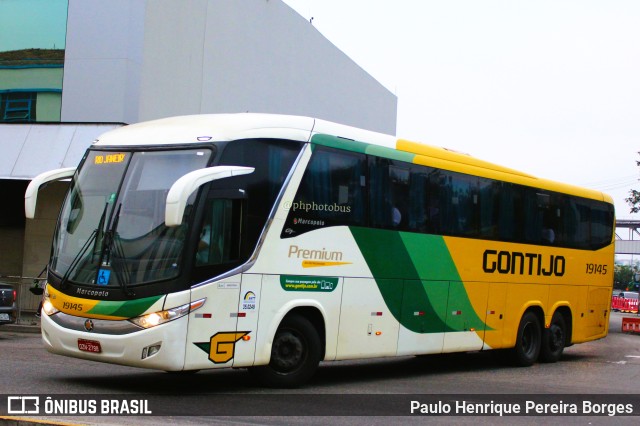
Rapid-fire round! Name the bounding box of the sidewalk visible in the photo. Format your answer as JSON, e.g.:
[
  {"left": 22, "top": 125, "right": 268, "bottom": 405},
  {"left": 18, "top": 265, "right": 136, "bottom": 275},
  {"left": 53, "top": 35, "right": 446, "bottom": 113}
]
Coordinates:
[{"left": 1, "top": 313, "right": 41, "bottom": 334}]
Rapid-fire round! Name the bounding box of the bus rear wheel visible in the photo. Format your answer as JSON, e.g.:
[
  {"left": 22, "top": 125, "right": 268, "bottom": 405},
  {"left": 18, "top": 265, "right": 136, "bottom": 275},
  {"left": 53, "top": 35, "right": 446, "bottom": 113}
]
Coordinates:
[
  {"left": 540, "top": 311, "right": 566, "bottom": 363},
  {"left": 511, "top": 311, "right": 541, "bottom": 367},
  {"left": 249, "top": 314, "right": 321, "bottom": 388}
]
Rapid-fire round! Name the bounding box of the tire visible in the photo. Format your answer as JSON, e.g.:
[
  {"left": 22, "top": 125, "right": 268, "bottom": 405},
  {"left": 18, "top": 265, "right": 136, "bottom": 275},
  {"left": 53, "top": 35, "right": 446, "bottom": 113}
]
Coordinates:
[
  {"left": 539, "top": 311, "right": 566, "bottom": 363},
  {"left": 249, "top": 314, "right": 321, "bottom": 388},
  {"left": 511, "top": 311, "right": 541, "bottom": 367}
]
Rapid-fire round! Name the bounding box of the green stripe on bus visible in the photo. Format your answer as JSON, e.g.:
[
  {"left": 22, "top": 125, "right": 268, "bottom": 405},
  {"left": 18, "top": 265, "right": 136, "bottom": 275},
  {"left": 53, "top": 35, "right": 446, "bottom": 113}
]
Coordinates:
[
  {"left": 349, "top": 227, "right": 487, "bottom": 333},
  {"left": 311, "top": 134, "right": 368, "bottom": 154},
  {"left": 311, "top": 134, "right": 415, "bottom": 163},
  {"left": 87, "top": 295, "right": 163, "bottom": 318},
  {"left": 400, "top": 232, "right": 489, "bottom": 331},
  {"left": 365, "top": 144, "right": 415, "bottom": 163}
]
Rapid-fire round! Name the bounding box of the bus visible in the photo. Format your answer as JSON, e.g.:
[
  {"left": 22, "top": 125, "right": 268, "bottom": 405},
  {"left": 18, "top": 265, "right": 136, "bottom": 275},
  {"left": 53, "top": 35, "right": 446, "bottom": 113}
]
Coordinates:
[{"left": 25, "top": 113, "right": 615, "bottom": 388}]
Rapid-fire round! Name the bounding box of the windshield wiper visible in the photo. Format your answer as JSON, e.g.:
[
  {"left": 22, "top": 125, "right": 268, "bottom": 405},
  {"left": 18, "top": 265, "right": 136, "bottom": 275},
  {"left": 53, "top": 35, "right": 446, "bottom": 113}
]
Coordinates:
[
  {"left": 60, "top": 201, "right": 110, "bottom": 289},
  {"left": 98, "top": 203, "right": 120, "bottom": 265},
  {"left": 59, "top": 229, "right": 97, "bottom": 289},
  {"left": 94, "top": 203, "right": 135, "bottom": 297},
  {"left": 109, "top": 204, "right": 134, "bottom": 297}
]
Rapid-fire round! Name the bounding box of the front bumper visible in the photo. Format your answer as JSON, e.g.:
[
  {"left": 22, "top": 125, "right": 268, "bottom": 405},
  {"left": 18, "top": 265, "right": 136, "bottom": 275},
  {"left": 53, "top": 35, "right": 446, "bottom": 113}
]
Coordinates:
[{"left": 40, "top": 310, "right": 188, "bottom": 371}]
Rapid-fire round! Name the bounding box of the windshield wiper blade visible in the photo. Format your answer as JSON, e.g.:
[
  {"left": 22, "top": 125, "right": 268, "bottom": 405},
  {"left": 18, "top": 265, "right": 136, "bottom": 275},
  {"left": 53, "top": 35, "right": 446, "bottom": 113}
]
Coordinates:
[
  {"left": 99, "top": 203, "right": 121, "bottom": 265},
  {"left": 110, "top": 205, "right": 135, "bottom": 297},
  {"left": 60, "top": 201, "right": 110, "bottom": 289},
  {"left": 94, "top": 203, "right": 135, "bottom": 297},
  {"left": 59, "top": 229, "right": 97, "bottom": 289},
  {"left": 111, "top": 232, "right": 133, "bottom": 297},
  {"left": 92, "top": 201, "right": 109, "bottom": 259}
]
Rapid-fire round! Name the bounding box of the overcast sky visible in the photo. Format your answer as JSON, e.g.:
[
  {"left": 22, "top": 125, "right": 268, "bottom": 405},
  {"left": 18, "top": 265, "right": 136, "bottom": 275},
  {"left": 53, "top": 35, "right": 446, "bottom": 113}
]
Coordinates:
[
  {"left": 0, "top": 0, "right": 67, "bottom": 51},
  {"left": 284, "top": 0, "right": 640, "bottom": 219}
]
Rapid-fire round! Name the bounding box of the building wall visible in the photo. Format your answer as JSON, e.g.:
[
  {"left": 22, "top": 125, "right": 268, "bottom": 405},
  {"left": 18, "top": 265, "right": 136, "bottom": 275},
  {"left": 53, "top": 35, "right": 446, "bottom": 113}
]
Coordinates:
[
  {"left": 60, "top": 0, "right": 145, "bottom": 123},
  {"left": 61, "top": 0, "right": 397, "bottom": 134},
  {"left": 0, "top": 67, "right": 63, "bottom": 90},
  {"left": 35, "top": 92, "right": 62, "bottom": 121},
  {"left": 0, "top": 67, "right": 63, "bottom": 121},
  {"left": 0, "top": 228, "right": 24, "bottom": 277},
  {"left": 140, "top": 0, "right": 396, "bottom": 134}
]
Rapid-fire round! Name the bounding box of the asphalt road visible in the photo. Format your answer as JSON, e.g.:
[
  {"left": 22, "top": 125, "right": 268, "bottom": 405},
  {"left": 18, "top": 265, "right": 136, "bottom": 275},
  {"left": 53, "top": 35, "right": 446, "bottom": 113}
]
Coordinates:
[{"left": 1, "top": 312, "right": 639, "bottom": 425}]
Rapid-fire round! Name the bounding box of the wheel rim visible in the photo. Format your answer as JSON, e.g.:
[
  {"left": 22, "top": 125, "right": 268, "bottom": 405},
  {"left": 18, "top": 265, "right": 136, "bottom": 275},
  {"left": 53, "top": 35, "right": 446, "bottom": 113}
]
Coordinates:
[{"left": 271, "top": 330, "right": 306, "bottom": 373}]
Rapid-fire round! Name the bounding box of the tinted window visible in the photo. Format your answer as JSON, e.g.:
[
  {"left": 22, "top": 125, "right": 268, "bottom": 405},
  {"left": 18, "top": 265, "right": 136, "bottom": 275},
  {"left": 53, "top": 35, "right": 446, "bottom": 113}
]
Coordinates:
[
  {"left": 281, "top": 144, "right": 614, "bottom": 250},
  {"left": 369, "top": 158, "right": 410, "bottom": 229},
  {"left": 282, "top": 147, "right": 366, "bottom": 237},
  {"left": 192, "top": 139, "right": 301, "bottom": 281}
]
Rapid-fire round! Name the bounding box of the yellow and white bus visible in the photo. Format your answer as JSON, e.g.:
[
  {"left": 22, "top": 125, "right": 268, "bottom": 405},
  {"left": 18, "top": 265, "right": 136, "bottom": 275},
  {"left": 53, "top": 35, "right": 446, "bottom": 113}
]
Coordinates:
[{"left": 25, "top": 114, "right": 615, "bottom": 388}]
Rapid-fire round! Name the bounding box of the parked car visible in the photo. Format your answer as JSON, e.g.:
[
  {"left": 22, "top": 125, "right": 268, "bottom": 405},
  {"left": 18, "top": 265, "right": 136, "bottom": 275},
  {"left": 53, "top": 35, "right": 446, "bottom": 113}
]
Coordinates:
[
  {"left": 617, "top": 291, "right": 639, "bottom": 300},
  {"left": 0, "top": 283, "right": 17, "bottom": 325}
]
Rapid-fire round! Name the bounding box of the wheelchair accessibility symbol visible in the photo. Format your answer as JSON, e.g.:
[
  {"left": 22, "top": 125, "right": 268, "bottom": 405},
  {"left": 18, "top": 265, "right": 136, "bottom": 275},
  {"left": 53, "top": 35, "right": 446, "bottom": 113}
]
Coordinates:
[{"left": 97, "top": 268, "right": 111, "bottom": 286}]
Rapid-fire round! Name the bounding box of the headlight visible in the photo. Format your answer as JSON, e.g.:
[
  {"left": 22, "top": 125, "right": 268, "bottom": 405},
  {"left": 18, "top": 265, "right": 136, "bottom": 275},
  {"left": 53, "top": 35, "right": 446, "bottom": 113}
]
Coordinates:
[
  {"left": 129, "top": 298, "right": 206, "bottom": 329},
  {"left": 41, "top": 287, "right": 59, "bottom": 316}
]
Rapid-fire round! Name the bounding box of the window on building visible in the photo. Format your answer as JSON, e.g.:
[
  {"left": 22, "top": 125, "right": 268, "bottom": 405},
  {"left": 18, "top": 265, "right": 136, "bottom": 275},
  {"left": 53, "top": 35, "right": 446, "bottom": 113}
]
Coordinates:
[{"left": 0, "top": 92, "right": 37, "bottom": 122}]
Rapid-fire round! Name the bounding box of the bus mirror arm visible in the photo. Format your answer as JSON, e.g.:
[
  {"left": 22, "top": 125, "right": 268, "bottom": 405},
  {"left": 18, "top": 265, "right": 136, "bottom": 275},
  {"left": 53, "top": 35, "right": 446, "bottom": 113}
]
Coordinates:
[
  {"left": 25, "top": 167, "right": 77, "bottom": 219},
  {"left": 165, "top": 166, "right": 255, "bottom": 227}
]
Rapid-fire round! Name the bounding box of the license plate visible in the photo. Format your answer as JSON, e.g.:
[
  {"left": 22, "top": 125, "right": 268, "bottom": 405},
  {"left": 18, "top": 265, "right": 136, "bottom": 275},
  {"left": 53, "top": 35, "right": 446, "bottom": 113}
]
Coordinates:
[
  {"left": 78, "top": 338, "right": 102, "bottom": 353},
  {"left": 0, "top": 313, "right": 9, "bottom": 321}
]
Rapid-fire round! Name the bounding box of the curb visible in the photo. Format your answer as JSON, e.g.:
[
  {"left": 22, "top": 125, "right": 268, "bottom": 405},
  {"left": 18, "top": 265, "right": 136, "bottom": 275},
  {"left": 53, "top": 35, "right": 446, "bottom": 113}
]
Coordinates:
[{"left": 1, "top": 322, "right": 41, "bottom": 334}]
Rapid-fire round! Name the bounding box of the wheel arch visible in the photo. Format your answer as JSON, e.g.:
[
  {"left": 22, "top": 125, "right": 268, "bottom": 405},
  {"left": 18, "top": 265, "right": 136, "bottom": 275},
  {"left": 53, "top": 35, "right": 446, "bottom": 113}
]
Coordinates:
[
  {"left": 509, "top": 305, "right": 545, "bottom": 366},
  {"left": 550, "top": 304, "right": 573, "bottom": 346},
  {"left": 255, "top": 300, "right": 327, "bottom": 365},
  {"left": 282, "top": 306, "right": 326, "bottom": 360},
  {"left": 519, "top": 304, "right": 545, "bottom": 335}
]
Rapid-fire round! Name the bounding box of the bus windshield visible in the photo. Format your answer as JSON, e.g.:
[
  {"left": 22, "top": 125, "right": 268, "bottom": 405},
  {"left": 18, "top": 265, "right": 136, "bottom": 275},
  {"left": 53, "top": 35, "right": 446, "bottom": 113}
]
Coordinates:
[{"left": 51, "top": 149, "right": 211, "bottom": 288}]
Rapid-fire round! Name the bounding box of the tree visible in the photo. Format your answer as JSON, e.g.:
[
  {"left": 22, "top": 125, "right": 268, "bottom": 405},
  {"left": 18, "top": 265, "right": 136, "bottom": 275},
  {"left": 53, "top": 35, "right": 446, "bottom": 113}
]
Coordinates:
[
  {"left": 626, "top": 153, "right": 640, "bottom": 212},
  {"left": 614, "top": 263, "right": 636, "bottom": 289}
]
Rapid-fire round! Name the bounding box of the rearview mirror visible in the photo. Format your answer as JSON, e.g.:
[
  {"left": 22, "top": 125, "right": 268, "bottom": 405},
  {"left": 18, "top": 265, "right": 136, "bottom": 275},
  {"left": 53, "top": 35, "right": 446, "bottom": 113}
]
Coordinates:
[
  {"left": 25, "top": 167, "right": 76, "bottom": 219},
  {"left": 165, "top": 166, "right": 254, "bottom": 226}
]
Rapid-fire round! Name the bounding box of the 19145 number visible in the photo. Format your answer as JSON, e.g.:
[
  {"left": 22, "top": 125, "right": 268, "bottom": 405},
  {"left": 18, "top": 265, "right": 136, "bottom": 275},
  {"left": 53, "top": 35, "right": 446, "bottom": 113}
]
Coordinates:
[{"left": 586, "top": 263, "right": 607, "bottom": 274}]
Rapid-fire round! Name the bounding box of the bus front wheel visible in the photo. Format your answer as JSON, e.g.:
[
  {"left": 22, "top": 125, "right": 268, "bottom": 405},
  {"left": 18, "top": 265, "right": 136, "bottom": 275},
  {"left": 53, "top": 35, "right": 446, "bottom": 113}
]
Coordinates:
[
  {"left": 540, "top": 311, "right": 566, "bottom": 363},
  {"left": 512, "top": 311, "right": 541, "bottom": 367},
  {"left": 249, "top": 314, "right": 321, "bottom": 388}
]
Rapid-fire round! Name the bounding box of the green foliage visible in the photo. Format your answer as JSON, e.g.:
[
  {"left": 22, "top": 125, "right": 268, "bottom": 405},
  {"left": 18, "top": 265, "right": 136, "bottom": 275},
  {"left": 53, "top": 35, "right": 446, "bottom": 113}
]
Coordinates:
[
  {"left": 626, "top": 190, "right": 640, "bottom": 213},
  {"left": 626, "top": 155, "right": 640, "bottom": 213},
  {"left": 615, "top": 263, "right": 636, "bottom": 289}
]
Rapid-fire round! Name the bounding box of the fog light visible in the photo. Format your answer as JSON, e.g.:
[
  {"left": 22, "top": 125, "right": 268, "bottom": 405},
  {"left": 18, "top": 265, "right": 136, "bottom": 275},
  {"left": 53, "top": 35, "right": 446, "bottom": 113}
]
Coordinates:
[{"left": 142, "top": 343, "right": 162, "bottom": 359}]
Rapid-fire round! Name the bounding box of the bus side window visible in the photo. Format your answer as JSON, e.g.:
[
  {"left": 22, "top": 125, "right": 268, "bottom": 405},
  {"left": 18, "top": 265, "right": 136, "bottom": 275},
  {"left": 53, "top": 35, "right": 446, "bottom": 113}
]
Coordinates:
[
  {"left": 369, "top": 158, "right": 410, "bottom": 230},
  {"left": 283, "top": 147, "right": 366, "bottom": 236},
  {"left": 195, "top": 198, "right": 241, "bottom": 267}
]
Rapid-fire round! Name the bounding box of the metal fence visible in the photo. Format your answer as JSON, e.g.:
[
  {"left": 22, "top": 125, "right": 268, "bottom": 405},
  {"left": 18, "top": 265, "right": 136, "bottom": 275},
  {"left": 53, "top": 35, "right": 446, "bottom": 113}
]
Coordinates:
[{"left": 0, "top": 274, "right": 45, "bottom": 324}]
